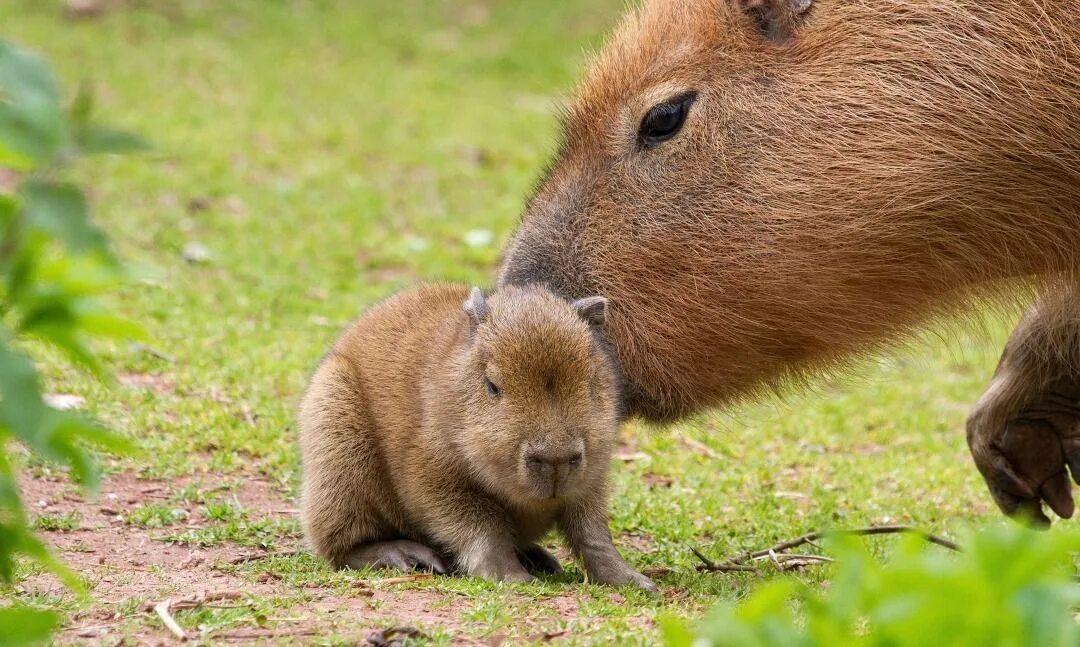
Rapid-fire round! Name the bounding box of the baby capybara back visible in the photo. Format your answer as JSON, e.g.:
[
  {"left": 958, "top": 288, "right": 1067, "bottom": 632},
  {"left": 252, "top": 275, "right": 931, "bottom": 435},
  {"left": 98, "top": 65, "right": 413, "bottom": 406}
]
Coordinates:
[{"left": 299, "top": 283, "right": 655, "bottom": 590}]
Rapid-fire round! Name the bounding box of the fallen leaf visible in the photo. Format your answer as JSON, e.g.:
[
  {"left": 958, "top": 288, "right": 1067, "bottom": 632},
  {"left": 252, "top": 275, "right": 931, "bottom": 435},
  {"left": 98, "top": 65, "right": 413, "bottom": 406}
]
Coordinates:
[
  {"left": 615, "top": 449, "right": 650, "bottom": 463},
  {"left": 642, "top": 472, "right": 674, "bottom": 488},
  {"left": 678, "top": 433, "right": 718, "bottom": 459}
]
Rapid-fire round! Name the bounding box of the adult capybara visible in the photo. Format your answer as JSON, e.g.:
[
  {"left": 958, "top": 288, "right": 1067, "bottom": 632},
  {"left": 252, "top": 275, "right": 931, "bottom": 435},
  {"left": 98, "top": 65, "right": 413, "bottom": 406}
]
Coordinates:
[
  {"left": 498, "top": 0, "right": 1080, "bottom": 523},
  {"left": 299, "top": 283, "right": 655, "bottom": 590}
]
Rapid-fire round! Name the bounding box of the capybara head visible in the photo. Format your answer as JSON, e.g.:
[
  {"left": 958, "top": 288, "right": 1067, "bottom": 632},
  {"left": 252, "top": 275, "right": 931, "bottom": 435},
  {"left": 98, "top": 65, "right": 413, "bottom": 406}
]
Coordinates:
[
  {"left": 455, "top": 285, "right": 618, "bottom": 502},
  {"left": 500, "top": 0, "right": 1080, "bottom": 420}
]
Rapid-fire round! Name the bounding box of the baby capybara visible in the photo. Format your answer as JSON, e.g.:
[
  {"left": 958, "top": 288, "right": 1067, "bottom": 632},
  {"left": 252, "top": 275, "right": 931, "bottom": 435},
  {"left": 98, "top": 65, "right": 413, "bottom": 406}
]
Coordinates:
[{"left": 299, "top": 283, "right": 655, "bottom": 591}]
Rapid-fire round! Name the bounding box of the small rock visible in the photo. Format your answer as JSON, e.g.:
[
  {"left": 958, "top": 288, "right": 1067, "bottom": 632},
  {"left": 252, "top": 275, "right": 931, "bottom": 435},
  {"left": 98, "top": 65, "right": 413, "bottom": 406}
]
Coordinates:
[
  {"left": 178, "top": 554, "right": 205, "bottom": 569},
  {"left": 404, "top": 236, "right": 429, "bottom": 253},
  {"left": 44, "top": 394, "right": 86, "bottom": 410},
  {"left": 463, "top": 229, "right": 494, "bottom": 248},
  {"left": 186, "top": 196, "right": 212, "bottom": 213},
  {"left": 182, "top": 242, "right": 212, "bottom": 264},
  {"left": 64, "top": 0, "right": 110, "bottom": 19},
  {"left": 306, "top": 287, "right": 329, "bottom": 301}
]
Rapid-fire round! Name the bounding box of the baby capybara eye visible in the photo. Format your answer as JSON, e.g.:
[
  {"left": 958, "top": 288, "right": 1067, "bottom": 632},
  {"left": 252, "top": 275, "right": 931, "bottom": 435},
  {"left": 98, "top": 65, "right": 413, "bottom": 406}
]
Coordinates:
[
  {"left": 484, "top": 376, "right": 501, "bottom": 397},
  {"left": 638, "top": 91, "right": 697, "bottom": 147}
]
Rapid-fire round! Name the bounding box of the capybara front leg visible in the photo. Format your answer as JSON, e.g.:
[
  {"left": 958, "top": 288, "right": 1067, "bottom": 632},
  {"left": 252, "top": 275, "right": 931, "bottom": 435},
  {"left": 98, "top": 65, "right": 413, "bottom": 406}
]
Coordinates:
[
  {"left": 561, "top": 503, "right": 657, "bottom": 593},
  {"left": 967, "top": 285, "right": 1080, "bottom": 524}
]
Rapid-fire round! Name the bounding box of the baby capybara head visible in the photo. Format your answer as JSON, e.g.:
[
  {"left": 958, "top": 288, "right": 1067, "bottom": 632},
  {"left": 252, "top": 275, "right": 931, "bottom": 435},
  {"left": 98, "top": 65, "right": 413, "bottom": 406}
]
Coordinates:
[{"left": 455, "top": 285, "right": 618, "bottom": 503}]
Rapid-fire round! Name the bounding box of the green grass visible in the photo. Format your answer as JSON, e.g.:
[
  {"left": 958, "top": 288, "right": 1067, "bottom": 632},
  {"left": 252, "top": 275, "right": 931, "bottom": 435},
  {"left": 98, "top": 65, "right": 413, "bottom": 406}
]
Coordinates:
[
  {"left": 33, "top": 512, "right": 81, "bottom": 533},
  {"left": 1, "top": 1, "right": 1026, "bottom": 644}
]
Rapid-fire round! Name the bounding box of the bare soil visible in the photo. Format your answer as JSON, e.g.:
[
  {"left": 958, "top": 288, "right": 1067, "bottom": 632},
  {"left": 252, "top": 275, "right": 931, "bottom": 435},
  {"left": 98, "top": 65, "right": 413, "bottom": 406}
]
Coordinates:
[{"left": 16, "top": 471, "right": 648, "bottom": 645}]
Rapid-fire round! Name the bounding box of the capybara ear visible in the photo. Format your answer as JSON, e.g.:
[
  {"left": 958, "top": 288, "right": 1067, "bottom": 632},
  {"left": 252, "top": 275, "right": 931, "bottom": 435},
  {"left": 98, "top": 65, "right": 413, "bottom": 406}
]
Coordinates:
[
  {"left": 732, "top": 0, "right": 811, "bottom": 43},
  {"left": 571, "top": 296, "right": 608, "bottom": 328},
  {"left": 463, "top": 287, "right": 489, "bottom": 333}
]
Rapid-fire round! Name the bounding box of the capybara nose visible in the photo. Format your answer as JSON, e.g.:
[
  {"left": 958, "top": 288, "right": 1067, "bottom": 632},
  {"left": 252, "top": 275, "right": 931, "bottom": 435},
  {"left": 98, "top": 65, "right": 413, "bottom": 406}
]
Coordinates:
[{"left": 525, "top": 451, "right": 583, "bottom": 498}]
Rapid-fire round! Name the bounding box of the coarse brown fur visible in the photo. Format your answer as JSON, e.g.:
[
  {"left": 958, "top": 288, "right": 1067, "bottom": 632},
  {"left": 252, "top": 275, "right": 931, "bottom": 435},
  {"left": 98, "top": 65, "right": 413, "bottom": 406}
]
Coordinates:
[
  {"left": 499, "top": 0, "right": 1080, "bottom": 520},
  {"left": 299, "top": 283, "right": 655, "bottom": 589}
]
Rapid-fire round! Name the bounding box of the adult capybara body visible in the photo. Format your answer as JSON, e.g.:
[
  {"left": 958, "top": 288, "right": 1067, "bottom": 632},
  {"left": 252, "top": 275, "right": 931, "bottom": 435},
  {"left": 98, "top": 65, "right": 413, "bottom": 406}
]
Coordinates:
[{"left": 499, "top": 0, "right": 1080, "bottom": 521}]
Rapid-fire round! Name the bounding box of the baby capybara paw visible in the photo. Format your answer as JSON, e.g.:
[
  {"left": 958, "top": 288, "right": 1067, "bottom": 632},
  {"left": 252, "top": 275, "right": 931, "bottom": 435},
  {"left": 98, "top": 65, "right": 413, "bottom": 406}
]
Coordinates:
[
  {"left": 516, "top": 544, "right": 564, "bottom": 574},
  {"left": 588, "top": 562, "right": 659, "bottom": 594},
  {"left": 345, "top": 540, "right": 449, "bottom": 574}
]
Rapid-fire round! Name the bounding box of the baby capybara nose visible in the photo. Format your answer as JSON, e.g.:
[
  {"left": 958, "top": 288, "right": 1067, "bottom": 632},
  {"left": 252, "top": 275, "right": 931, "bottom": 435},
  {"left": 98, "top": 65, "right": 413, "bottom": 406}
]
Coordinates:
[{"left": 525, "top": 451, "right": 583, "bottom": 498}]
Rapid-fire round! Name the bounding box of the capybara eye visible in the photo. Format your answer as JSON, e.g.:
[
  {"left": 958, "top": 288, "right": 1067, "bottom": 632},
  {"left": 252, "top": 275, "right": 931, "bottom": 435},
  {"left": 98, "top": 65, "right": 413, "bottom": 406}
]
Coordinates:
[
  {"left": 485, "top": 377, "right": 501, "bottom": 398},
  {"left": 638, "top": 91, "right": 697, "bottom": 148}
]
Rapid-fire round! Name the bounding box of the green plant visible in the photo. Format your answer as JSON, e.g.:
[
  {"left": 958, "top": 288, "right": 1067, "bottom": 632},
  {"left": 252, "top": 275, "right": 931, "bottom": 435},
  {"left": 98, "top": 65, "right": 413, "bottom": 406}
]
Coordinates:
[
  {"left": 663, "top": 524, "right": 1080, "bottom": 647},
  {"left": 0, "top": 37, "right": 140, "bottom": 638}
]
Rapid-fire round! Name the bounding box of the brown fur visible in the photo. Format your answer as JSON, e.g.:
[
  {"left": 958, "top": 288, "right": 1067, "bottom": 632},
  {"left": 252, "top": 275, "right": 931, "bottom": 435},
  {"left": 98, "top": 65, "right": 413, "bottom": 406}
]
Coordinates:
[
  {"left": 299, "top": 283, "right": 655, "bottom": 589},
  {"left": 499, "top": 0, "right": 1080, "bottom": 519}
]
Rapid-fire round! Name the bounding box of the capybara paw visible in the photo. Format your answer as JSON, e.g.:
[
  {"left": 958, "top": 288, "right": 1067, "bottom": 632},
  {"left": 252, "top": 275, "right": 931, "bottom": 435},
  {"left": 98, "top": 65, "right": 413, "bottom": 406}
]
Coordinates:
[
  {"left": 588, "top": 565, "right": 659, "bottom": 594},
  {"left": 462, "top": 552, "right": 535, "bottom": 583},
  {"left": 345, "top": 540, "right": 449, "bottom": 574},
  {"left": 516, "top": 544, "right": 564, "bottom": 574},
  {"left": 967, "top": 399, "right": 1080, "bottom": 525}
]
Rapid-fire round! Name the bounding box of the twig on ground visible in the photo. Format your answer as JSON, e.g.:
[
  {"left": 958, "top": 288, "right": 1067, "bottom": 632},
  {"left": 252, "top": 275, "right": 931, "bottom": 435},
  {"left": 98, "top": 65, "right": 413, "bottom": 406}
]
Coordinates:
[
  {"left": 147, "top": 590, "right": 246, "bottom": 640},
  {"left": 753, "top": 525, "right": 961, "bottom": 557},
  {"left": 228, "top": 549, "right": 303, "bottom": 565},
  {"left": 677, "top": 433, "right": 719, "bottom": 459},
  {"left": 216, "top": 628, "right": 320, "bottom": 641},
  {"left": 694, "top": 525, "right": 959, "bottom": 575},
  {"left": 129, "top": 341, "right": 177, "bottom": 363},
  {"left": 691, "top": 546, "right": 759, "bottom": 574},
  {"left": 368, "top": 573, "right": 434, "bottom": 586},
  {"left": 153, "top": 599, "right": 187, "bottom": 641}
]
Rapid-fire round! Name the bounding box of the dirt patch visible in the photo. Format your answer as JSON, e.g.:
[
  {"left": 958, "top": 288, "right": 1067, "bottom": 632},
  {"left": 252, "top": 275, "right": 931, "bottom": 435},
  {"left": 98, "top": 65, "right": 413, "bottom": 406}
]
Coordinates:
[
  {"left": 16, "top": 472, "right": 484, "bottom": 644},
  {"left": 16, "top": 472, "right": 658, "bottom": 644}
]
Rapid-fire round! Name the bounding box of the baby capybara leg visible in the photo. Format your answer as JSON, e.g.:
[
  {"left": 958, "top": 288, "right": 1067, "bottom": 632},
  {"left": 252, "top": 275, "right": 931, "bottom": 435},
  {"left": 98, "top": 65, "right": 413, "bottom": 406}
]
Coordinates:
[
  {"left": 515, "top": 544, "right": 563, "bottom": 574},
  {"left": 345, "top": 540, "right": 449, "bottom": 574},
  {"left": 967, "top": 283, "right": 1080, "bottom": 524}
]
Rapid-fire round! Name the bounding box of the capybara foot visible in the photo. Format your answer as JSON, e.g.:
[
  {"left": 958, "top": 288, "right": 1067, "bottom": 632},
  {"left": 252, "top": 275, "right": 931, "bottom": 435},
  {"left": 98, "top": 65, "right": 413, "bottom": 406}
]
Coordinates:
[
  {"left": 344, "top": 540, "right": 449, "bottom": 574},
  {"left": 516, "top": 544, "right": 564, "bottom": 574}
]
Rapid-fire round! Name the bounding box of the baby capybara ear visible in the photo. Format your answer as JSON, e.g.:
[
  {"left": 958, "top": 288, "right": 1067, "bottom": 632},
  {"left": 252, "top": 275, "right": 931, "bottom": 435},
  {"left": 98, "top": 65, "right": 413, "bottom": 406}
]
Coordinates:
[
  {"left": 732, "top": 0, "right": 812, "bottom": 43},
  {"left": 463, "top": 287, "right": 489, "bottom": 334},
  {"left": 571, "top": 296, "right": 608, "bottom": 328}
]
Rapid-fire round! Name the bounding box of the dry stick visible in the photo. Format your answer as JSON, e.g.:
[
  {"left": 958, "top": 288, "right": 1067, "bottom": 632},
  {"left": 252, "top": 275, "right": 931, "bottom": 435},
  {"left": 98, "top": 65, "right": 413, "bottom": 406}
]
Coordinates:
[
  {"left": 695, "top": 525, "right": 960, "bottom": 574},
  {"left": 216, "top": 628, "right": 320, "bottom": 641},
  {"left": 752, "top": 525, "right": 962, "bottom": 557},
  {"left": 228, "top": 549, "right": 303, "bottom": 565},
  {"left": 148, "top": 591, "right": 246, "bottom": 641},
  {"left": 690, "top": 546, "right": 759, "bottom": 574},
  {"left": 153, "top": 599, "right": 187, "bottom": 641}
]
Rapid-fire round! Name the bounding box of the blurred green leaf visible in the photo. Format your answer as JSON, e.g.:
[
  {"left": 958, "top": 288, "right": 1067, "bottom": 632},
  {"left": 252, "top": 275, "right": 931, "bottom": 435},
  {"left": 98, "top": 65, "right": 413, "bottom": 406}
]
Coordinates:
[
  {"left": 0, "top": 40, "right": 68, "bottom": 169},
  {"left": 0, "top": 335, "right": 49, "bottom": 437},
  {"left": 69, "top": 80, "right": 146, "bottom": 155},
  {"left": 76, "top": 125, "right": 148, "bottom": 155},
  {"left": 17, "top": 179, "right": 107, "bottom": 256},
  {"left": 0, "top": 605, "right": 60, "bottom": 647},
  {"left": 672, "top": 525, "right": 1080, "bottom": 647},
  {"left": 0, "top": 36, "right": 139, "bottom": 647},
  {"left": 0, "top": 193, "right": 15, "bottom": 230},
  {"left": 68, "top": 80, "right": 93, "bottom": 127}
]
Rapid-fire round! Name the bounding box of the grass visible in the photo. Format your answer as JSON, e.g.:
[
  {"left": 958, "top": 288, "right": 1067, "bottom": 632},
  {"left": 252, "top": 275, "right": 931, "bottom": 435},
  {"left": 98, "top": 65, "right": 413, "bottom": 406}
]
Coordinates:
[{"left": 1, "top": 0, "right": 1024, "bottom": 644}]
